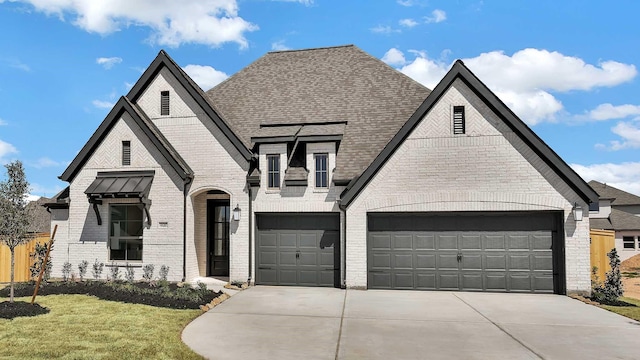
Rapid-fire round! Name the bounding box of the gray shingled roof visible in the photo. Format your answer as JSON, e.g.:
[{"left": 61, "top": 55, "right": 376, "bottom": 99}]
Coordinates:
[
  {"left": 590, "top": 217, "right": 614, "bottom": 230},
  {"left": 206, "top": 45, "right": 430, "bottom": 182},
  {"left": 588, "top": 180, "right": 640, "bottom": 205},
  {"left": 609, "top": 208, "right": 640, "bottom": 231}
]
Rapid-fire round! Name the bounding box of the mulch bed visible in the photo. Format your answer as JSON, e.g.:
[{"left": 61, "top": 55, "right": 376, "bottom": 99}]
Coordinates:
[
  {"left": 0, "top": 281, "right": 222, "bottom": 310},
  {"left": 0, "top": 301, "right": 49, "bottom": 320}
]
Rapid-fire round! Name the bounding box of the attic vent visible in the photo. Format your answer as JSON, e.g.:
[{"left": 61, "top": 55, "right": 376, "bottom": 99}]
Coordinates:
[
  {"left": 122, "top": 141, "right": 131, "bottom": 166},
  {"left": 453, "top": 106, "right": 465, "bottom": 135},
  {"left": 160, "top": 91, "right": 170, "bottom": 116}
]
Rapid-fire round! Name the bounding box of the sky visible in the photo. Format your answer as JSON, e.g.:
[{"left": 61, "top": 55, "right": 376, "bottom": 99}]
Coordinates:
[{"left": 0, "top": 0, "right": 638, "bottom": 200}]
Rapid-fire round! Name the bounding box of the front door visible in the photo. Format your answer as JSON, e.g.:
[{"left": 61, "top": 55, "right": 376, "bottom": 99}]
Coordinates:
[{"left": 207, "top": 199, "right": 230, "bottom": 276}]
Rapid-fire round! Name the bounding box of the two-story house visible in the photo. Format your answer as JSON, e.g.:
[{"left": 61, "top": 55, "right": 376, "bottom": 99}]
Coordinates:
[{"left": 45, "top": 45, "right": 598, "bottom": 295}]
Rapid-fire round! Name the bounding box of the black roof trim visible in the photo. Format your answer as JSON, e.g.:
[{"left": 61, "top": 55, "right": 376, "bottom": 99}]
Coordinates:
[
  {"left": 251, "top": 135, "right": 343, "bottom": 144},
  {"left": 127, "top": 50, "right": 253, "bottom": 162},
  {"left": 251, "top": 136, "right": 297, "bottom": 144},
  {"left": 297, "top": 135, "right": 342, "bottom": 143},
  {"left": 340, "top": 60, "right": 599, "bottom": 207},
  {"left": 283, "top": 179, "right": 308, "bottom": 186},
  {"left": 59, "top": 97, "right": 193, "bottom": 182}
]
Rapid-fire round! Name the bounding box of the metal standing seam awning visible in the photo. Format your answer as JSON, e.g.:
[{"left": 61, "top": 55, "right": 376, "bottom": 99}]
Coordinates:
[{"left": 85, "top": 170, "right": 154, "bottom": 226}]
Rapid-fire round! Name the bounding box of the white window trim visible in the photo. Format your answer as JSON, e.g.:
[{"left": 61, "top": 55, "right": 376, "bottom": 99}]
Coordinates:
[
  {"left": 314, "top": 153, "right": 329, "bottom": 189},
  {"left": 307, "top": 142, "right": 335, "bottom": 193}
]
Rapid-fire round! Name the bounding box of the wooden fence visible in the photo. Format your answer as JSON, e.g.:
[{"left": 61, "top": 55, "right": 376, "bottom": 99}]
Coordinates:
[
  {"left": 0, "top": 233, "right": 50, "bottom": 283},
  {"left": 590, "top": 229, "right": 615, "bottom": 282}
]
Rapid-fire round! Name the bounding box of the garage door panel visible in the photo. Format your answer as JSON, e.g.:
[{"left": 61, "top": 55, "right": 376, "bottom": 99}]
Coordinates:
[
  {"left": 415, "top": 235, "right": 435, "bottom": 250},
  {"left": 299, "top": 270, "right": 319, "bottom": 285},
  {"left": 460, "top": 234, "right": 481, "bottom": 250},
  {"left": 438, "top": 272, "right": 459, "bottom": 289},
  {"left": 319, "top": 252, "right": 334, "bottom": 267},
  {"left": 394, "top": 235, "right": 413, "bottom": 250},
  {"left": 394, "top": 273, "right": 414, "bottom": 288},
  {"left": 393, "top": 253, "right": 413, "bottom": 269},
  {"left": 484, "top": 235, "right": 506, "bottom": 249},
  {"left": 279, "top": 269, "right": 298, "bottom": 285},
  {"left": 370, "top": 272, "right": 391, "bottom": 288},
  {"left": 415, "top": 273, "right": 436, "bottom": 289},
  {"left": 437, "top": 234, "right": 458, "bottom": 250},
  {"left": 415, "top": 254, "right": 436, "bottom": 269},
  {"left": 258, "top": 269, "right": 277, "bottom": 285},
  {"left": 461, "top": 272, "right": 483, "bottom": 291},
  {"left": 299, "top": 233, "right": 318, "bottom": 248},
  {"left": 279, "top": 233, "right": 297, "bottom": 248},
  {"left": 371, "top": 234, "right": 391, "bottom": 250},
  {"left": 298, "top": 252, "right": 318, "bottom": 266},
  {"left": 367, "top": 213, "right": 560, "bottom": 293},
  {"left": 260, "top": 233, "right": 277, "bottom": 247},
  {"left": 485, "top": 254, "right": 506, "bottom": 270},
  {"left": 261, "top": 251, "right": 277, "bottom": 267},
  {"left": 509, "top": 254, "right": 531, "bottom": 270},
  {"left": 438, "top": 253, "right": 459, "bottom": 270}
]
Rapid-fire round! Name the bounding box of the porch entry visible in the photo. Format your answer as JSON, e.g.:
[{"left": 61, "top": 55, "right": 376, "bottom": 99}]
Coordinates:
[{"left": 207, "top": 199, "right": 230, "bottom": 276}]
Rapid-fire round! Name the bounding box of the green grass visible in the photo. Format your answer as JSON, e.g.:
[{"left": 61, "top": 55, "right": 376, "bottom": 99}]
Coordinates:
[
  {"left": 600, "top": 297, "right": 640, "bottom": 321},
  {"left": 0, "top": 294, "right": 203, "bottom": 359}
]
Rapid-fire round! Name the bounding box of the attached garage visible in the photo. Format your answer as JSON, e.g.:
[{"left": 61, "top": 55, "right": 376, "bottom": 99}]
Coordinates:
[
  {"left": 367, "top": 212, "right": 565, "bottom": 293},
  {"left": 256, "top": 213, "right": 340, "bottom": 287}
]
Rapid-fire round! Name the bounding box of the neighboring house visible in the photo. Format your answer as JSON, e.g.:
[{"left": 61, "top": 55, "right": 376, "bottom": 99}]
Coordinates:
[
  {"left": 46, "top": 45, "right": 598, "bottom": 295},
  {"left": 27, "top": 197, "right": 52, "bottom": 234},
  {"left": 589, "top": 180, "right": 640, "bottom": 262}
]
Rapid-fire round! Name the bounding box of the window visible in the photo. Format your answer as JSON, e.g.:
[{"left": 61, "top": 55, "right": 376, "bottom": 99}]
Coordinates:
[
  {"left": 122, "top": 141, "right": 131, "bottom": 166},
  {"left": 623, "top": 236, "right": 635, "bottom": 249},
  {"left": 160, "top": 91, "right": 170, "bottom": 116},
  {"left": 315, "top": 153, "right": 328, "bottom": 188},
  {"left": 109, "top": 204, "right": 144, "bottom": 261},
  {"left": 453, "top": 106, "right": 465, "bottom": 135},
  {"left": 267, "top": 154, "right": 280, "bottom": 189}
]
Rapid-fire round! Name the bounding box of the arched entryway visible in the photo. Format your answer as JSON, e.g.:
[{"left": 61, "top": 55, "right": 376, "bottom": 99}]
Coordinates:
[{"left": 193, "top": 189, "right": 231, "bottom": 277}]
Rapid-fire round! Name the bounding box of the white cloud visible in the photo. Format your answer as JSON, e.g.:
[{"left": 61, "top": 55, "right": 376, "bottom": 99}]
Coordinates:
[
  {"left": 399, "top": 18, "right": 418, "bottom": 28},
  {"left": 92, "top": 100, "right": 114, "bottom": 109},
  {"left": 6, "top": 0, "right": 258, "bottom": 48},
  {"left": 588, "top": 103, "right": 640, "bottom": 121},
  {"left": 396, "top": 0, "right": 424, "bottom": 6},
  {"left": 0, "top": 118, "right": 7, "bottom": 126},
  {"left": 0, "top": 139, "right": 17, "bottom": 162},
  {"left": 96, "top": 56, "right": 122, "bottom": 69},
  {"left": 29, "top": 183, "right": 65, "bottom": 199},
  {"left": 370, "top": 25, "right": 400, "bottom": 34},
  {"left": 385, "top": 48, "right": 637, "bottom": 125},
  {"left": 604, "top": 122, "right": 640, "bottom": 150},
  {"left": 571, "top": 162, "right": 640, "bottom": 196},
  {"left": 381, "top": 48, "right": 406, "bottom": 66},
  {"left": 30, "top": 157, "right": 62, "bottom": 169},
  {"left": 425, "top": 9, "right": 446, "bottom": 23},
  {"left": 183, "top": 64, "right": 229, "bottom": 90},
  {"left": 272, "top": 0, "right": 313, "bottom": 5},
  {"left": 271, "top": 40, "right": 291, "bottom": 51}
]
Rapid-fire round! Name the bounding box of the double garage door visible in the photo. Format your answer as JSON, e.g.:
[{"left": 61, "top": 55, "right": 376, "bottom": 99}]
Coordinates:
[
  {"left": 256, "top": 213, "right": 340, "bottom": 287},
  {"left": 368, "top": 212, "right": 564, "bottom": 293}
]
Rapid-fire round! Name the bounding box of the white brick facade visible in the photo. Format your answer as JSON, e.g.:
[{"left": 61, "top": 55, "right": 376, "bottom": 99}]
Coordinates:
[{"left": 345, "top": 80, "right": 591, "bottom": 294}]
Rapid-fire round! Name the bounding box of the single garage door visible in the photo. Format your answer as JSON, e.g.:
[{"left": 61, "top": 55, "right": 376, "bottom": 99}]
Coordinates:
[
  {"left": 256, "top": 213, "right": 340, "bottom": 287},
  {"left": 368, "top": 212, "right": 564, "bottom": 293}
]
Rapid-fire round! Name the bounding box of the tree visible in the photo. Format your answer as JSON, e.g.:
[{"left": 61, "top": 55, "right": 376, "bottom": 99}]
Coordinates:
[
  {"left": 592, "top": 248, "right": 624, "bottom": 304},
  {"left": 0, "top": 161, "right": 34, "bottom": 302}
]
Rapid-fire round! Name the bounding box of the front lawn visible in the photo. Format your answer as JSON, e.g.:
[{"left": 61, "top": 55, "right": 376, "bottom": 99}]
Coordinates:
[
  {"left": 0, "top": 294, "right": 203, "bottom": 359},
  {"left": 599, "top": 297, "right": 640, "bottom": 321}
]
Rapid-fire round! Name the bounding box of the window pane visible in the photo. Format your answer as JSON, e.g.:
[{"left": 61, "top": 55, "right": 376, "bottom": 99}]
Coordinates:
[
  {"left": 110, "top": 239, "right": 126, "bottom": 260},
  {"left": 624, "top": 237, "right": 635, "bottom": 249},
  {"left": 214, "top": 206, "right": 225, "bottom": 222},
  {"left": 214, "top": 223, "right": 227, "bottom": 240},
  {"left": 126, "top": 221, "right": 144, "bottom": 237},
  {"left": 111, "top": 206, "right": 126, "bottom": 221},
  {"left": 127, "top": 239, "right": 143, "bottom": 261},
  {"left": 214, "top": 239, "right": 225, "bottom": 256},
  {"left": 127, "top": 205, "right": 143, "bottom": 221}
]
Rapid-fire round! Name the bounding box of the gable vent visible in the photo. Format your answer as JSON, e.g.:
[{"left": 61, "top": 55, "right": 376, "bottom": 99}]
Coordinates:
[
  {"left": 453, "top": 106, "right": 465, "bottom": 135},
  {"left": 122, "top": 141, "right": 131, "bottom": 166},
  {"left": 160, "top": 91, "right": 170, "bottom": 116}
]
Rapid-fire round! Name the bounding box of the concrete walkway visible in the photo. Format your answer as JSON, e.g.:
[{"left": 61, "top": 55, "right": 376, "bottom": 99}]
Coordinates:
[{"left": 182, "top": 286, "right": 640, "bottom": 360}]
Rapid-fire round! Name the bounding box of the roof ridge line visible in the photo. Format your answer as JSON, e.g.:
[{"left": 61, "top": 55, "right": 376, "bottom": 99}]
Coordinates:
[{"left": 267, "top": 44, "right": 354, "bottom": 54}]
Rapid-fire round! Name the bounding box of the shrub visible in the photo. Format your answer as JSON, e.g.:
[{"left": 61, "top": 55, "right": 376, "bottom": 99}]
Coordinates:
[
  {"left": 109, "top": 265, "right": 121, "bottom": 282},
  {"left": 142, "top": 264, "right": 155, "bottom": 282},
  {"left": 92, "top": 259, "right": 104, "bottom": 281},
  {"left": 62, "top": 262, "right": 72, "bottom": 281},
  {"left": 125, "top": 264, "right": 135, "bottom": 283},
  {"left": 29, "top": 242, "right": 52, "bottom": 282},
  {"left": 592, "top": 248, "right": 624, "bottom": 304},
  {"left": 159, "top": 265, "right": 169, "bottom": 281},
  {"left": 78, "top": 260, "right": 89, "bottom": 281}
]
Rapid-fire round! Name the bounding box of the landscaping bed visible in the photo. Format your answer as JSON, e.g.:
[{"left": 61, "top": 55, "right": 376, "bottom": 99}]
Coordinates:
[
  {"left": 0, "top": 301, "right": 49, "bottom": 319},
  {"left": 0, "top": 281, "right": 221, "bottom": 310}
]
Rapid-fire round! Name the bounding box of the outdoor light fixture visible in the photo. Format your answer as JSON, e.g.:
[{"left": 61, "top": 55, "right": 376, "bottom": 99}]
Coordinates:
[
  {"left": 573, "top": 203, "right": 583, "bottom": 221},
  {"left": 232, "top": 204, "right": 241, "bottom": 221}
]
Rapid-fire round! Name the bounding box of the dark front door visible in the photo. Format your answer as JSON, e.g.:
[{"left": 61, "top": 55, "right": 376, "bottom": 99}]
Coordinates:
[{"left": 207, "top": 200, "right": 230, "bottom": 276}]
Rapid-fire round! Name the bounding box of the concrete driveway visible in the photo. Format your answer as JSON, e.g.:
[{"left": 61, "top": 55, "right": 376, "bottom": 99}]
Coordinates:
[{"left": 182, "top": 286, "right": 640, "bottom": 360}]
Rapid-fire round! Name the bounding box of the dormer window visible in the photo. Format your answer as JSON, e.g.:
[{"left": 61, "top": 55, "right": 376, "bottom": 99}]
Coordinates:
[
  {"left": 160, "top": 91, "right": 170, "bottom": 116},
  {"left": 315, "top": 153, "right": 328, "bottom": 188},
  {"left": 122, "top": 141, "right": 131, "bottom": 166},
  {"left": 453, "top": 105, "right": 465, "bottom": 135},
  {"left": 267, "top": 154, "right": 280, "bottom": 189}
]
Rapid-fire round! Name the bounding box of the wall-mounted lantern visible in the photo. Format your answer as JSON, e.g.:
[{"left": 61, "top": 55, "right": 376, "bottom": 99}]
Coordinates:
[
  {"left": 573, "top": 203, "right": 583, "bottom": 221},
  {"left": 232, "top": 204, "right": 241, "bottom": 221}
]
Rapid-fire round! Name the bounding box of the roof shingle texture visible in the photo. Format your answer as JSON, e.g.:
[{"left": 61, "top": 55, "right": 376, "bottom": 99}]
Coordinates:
[
  {"left": 206, "top": 45, "right": 430, "bottom": 181},
  {"left": 588, "top": 180, "right": 640, "bottom": 206}
]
